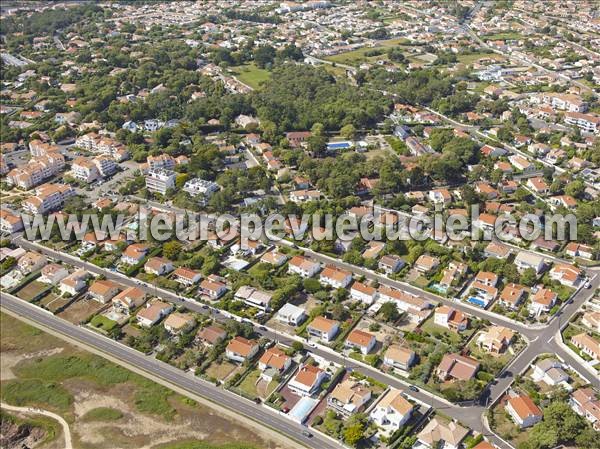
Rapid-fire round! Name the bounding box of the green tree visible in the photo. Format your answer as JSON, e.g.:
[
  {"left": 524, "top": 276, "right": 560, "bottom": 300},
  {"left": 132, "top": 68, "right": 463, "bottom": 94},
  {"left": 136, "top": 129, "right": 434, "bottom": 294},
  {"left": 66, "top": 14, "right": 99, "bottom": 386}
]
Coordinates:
[
  {"left": 162, "top": 241, "right": 182, "bottom": 260},
  {"left": 379, "top": 302, "right": 399, "bottom": 322},
  {"left": 340, "top": 124, "right": 356, "bottom": 140}
]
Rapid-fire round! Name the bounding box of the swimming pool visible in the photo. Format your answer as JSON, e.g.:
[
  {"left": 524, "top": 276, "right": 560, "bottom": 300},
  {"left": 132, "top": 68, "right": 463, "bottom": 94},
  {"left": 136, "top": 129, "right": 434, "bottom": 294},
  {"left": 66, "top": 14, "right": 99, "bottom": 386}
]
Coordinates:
[
  {"left": 289, "top": 397, "right": 318, "bottom": 423},
  {"left": 429, "top": 283, "right": 448, "bottom": 294},
  {"left": 467, "top": 297, "right": 487, "bottom": 308},
  {"left": 327, "top": 141, "right": 352, "bottom": 151}
]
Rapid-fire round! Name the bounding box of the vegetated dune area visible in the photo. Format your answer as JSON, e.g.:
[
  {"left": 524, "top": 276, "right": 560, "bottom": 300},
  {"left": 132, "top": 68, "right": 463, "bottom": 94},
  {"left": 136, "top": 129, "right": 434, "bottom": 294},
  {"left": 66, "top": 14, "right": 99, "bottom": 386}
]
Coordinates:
[{"left": 0, "top": 312, "right": 291, "bottom": 449}]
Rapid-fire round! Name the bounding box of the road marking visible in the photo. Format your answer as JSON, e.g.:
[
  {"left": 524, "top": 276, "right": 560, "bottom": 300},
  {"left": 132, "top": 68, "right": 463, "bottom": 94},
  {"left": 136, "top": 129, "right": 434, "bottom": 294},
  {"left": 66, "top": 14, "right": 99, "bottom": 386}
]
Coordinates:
[{"left": 547, "top": 336, "right": 554, "bottom": 343}]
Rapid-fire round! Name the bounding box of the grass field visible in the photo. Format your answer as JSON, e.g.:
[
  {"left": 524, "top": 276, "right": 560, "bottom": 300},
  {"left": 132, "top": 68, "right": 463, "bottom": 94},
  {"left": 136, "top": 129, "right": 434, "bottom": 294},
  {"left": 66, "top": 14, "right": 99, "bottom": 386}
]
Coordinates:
[
  {"left": 482, "top": 32, "right": 523, "bottom": 41},
  {"left": 324, "top": 38, "right": 410, "bottom": 66},
  {"left": 419, "top": 317, "right": 464, "bottom": 346},
  {"left": 228, "top": 63, "right": 270, "bottom": 90},
  {"left": 457, "top": 52, "right": 505, "bottom": 65}
]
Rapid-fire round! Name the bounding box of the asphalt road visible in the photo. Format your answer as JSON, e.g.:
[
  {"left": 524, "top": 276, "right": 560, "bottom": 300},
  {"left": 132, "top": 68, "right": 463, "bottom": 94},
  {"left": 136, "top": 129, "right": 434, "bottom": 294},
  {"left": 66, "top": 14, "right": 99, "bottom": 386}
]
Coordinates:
[{"left": 0, "top": 292, "right": 341, "bottom": 449}]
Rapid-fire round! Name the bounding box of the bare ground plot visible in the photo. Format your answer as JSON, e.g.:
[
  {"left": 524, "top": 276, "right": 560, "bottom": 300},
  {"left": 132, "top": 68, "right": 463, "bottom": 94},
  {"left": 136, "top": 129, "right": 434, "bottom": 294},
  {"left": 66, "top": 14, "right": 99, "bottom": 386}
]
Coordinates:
[
  {"left": 57, "top": 299, "right": 106, "bottom": 325},
  {"left": 15, "top": 281, "right": 50, "bottom": 302},
  {"left": 353, "top": 316, "right": 401, "bottom": 346},
  {"left": 39, "top": 294, "right": 72, "bottom": 313},
  {"left": 204, "top": 360, "right": 242, "bottom": 382}
]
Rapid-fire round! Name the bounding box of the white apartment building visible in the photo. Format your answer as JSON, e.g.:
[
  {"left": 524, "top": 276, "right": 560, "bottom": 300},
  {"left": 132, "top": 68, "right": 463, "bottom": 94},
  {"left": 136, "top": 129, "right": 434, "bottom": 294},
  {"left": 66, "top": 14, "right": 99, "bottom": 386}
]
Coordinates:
[{"left": 145, "top": 168, "right": 176, "bottom": 195}]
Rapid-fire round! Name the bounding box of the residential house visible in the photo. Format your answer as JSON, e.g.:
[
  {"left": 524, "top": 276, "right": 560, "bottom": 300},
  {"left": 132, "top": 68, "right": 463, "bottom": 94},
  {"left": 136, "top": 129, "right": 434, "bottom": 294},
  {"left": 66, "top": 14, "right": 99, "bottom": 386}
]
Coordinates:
[
  {"left": 319, "top": 265, "right": 352, "bottom": 289},
  {"left": 260, "top": 250, "right": 288, "bottom": 267},
  {"left": 549, "top": 263, "right": 582, "bottom": 287},
  {"left": 383, "top": 344, "right": 416, "bottom": 371},
  {"left": 565, "top": 243, "right": 595, "bottom": 260},
  {"left": 370, "top": 388, "right": 414, "bottom": 432},
  {"left": 416, "top": 418, "right": 468, "bottom": 449},
  {"left": 506, "top": 394, "right": 543, "bottom": 428},
  {"left": 259, "top": 347, "right": 291, "bottom": 374},
  {"left": 350, "top": 281, "right": 378, "bottom": 305},
  {"left": 570, "top": 388, "right": 600, "bottom": 431},
  {"left": 163, "top": 312, "right": 195, "bottom": 334},
  {"left": 111, "top": 287, "right": 146, "bottom": 313},
  {"left": 582, "top": 311, "right": 600, "bottom": 333},
  {"left": 428, "top": 189, "right": 452, "bottom": 207},
  {"left": 276, "top": 303, "right": 307, "bottom": 326},
  {"left": 136, "top": 300, "right": 173, "bottom": 327},
  {"left": 498, "top": 283, "right": 527, "bottom": 310},
  {"left": 484, "top": 242, "right": 511, "bottom": 259},
  {"left": 434, "top": 306, "right": 468, "bottom": 332},
  {"left": 88, "top": 279, "right": 120, "bottom": 303},
  {"left": 345, "top": 329, "right": 376, "bottom": 355},
  {"left": 199, "top": 277, "right": 227, "bottom": 300},
  {"left": 572, "top": 333, "right": 600, "bottom": 361},
  {"left": 531, "top": 358, "right": 569, "bottom": 387},
  {"left": 436, "top": 353, "right": 480, "bottom": 381},
  {"left": 379, "top": 255, "right": 405, "bottom": 274},
  {"left": 234, "top": 285, "right": 272, "bottom": 312},
  {"left": 514, "top": 251, "right": 545, "bottom": 274},
  {"left": 195, "top": 325, "right": 227, "bottom": 347},
  {"left": 288, "top": 364, "right": 327, "bottom": 397},
  {"left": 414, "top": 255, "right": 440, "bottom": 273},
  {"left": 529, "top": 288, "right": 557, "bottom": 317},
  {"left": 527, "top": 177, "right": 549, "bottom": 195},
  {"left": 477, "top": 326, "right": 514, "bottom": 354},
  {"left": 172, "top": 267, "right": 202, "bottom": 286},
  {"left": 0, "top": 209, "right": 23, "bottom": 234},
  {"left": 59, "top": 270, "right": 89, "bottom": 296},
  {"left": 288, "top": 255, "right": 320, "bottom": 278},
  {"left": 120, "top": 243, "right": 149, "bottom": 265},
  {"left": 226, "top": 336, "right": 259, "bottom": 363},
  {"left": 307, "top": 316, "right": 340, "bottom": 342},
  {"left": 144, "top": 257, "right": 174, "bottom": 276},
  {"left": 328, "top": 379, "right": 372, "bottom": 416},
  {"left": 39, "top": 264, "right": 69, "bottom": 285}
]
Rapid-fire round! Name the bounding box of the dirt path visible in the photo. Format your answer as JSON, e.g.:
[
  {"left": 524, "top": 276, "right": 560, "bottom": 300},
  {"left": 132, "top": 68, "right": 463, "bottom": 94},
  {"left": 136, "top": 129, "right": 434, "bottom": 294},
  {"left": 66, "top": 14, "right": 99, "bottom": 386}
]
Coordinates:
[{"left": 1, "top": 402, "right": 72, "bottom": 449}]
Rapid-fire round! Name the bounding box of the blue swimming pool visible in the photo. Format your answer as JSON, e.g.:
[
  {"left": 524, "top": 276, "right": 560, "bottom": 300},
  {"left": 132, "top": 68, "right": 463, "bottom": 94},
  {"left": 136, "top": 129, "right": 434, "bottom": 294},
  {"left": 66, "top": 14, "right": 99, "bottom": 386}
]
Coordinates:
[
  {"left": 289, "top": 397, "right": 317, "bottom": 423},
  {"left": 327, "top": 141, "right": 352, "bottom": 151},
  {"left": 467, "top": 297, "right": 487, "bottom": 308}
]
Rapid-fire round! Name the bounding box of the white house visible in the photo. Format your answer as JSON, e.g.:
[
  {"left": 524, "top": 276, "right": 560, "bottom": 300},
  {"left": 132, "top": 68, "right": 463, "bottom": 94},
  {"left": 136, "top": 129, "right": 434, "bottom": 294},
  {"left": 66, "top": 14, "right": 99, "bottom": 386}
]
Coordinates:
[
  {"left": 288, "top": 364, "right": 327, "bottom": 397},
  {"left": 276, "top": 303, "right": 307, "bottom": 326},
  {"left": 288, "top": 255, "right": 320, "bottom": 278},
  {"left": 506, "top": 394, "right": 543, "bottom": 428},
  {"left": 59, "top": 270, "right": 89, "bottom": 296},
  {"left": 370, "top": 389, "right": 414, "bottom": 432},
  {"left": 39, "top": 263, "right": 69, "bottom": 285},
  {"left": 383, "top": 345, "right": 416, "bottom": 371},
  {"left": 319, "top": 265, "right": 352, "bottom": 289},
  {"left": 136, "top": 300, "right": 173, "bottom": 327},
  {"left": 307, "top": 316, "right": 339, "bottom": 342},
  {"left": 345, "top": 329, "right": 376, "bottom": 355},
  {"left": 350, "top": 281, "right": 378, "bottom": 305},
  {"left": 514, "top": 251, "right": 545, "bottom": 274},
  {"left": 234, "top": 285, "right": 272, "bottom": 312},
  {"left": 225, "top": 336, "right": 259, "bottom": 363}
]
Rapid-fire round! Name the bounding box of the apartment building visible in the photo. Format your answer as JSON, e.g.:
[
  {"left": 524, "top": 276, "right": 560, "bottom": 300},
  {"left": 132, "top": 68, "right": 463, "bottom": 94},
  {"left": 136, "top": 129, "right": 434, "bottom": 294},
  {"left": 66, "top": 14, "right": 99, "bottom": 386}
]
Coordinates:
[
  {"left": 22, "top": 183, "right": 75, "bottom": 215},
  {"left": 145, "top": 168, "right": 176, "bottom": 195}
]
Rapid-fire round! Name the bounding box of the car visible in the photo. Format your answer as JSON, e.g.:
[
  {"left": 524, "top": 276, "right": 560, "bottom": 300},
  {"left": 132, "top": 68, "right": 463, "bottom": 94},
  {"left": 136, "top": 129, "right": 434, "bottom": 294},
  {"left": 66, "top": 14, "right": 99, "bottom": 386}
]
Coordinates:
[
  {"left": 253, "top": 398, "right": 261, "bottom": 404},
  {"left": 585, "top": 281, "right": 591, "bottom": 289},
  {"left": 408, "top": 385, "right": 419, "bottom": 392},
  {"left": 282, "top": 406, "right": 290, "bottom": 413},
  {"left": 302, "top": 431, "right": 313, "bottom": 438},
  {"left": 259, "top": 326, "right": 267, "bottom": 331}
]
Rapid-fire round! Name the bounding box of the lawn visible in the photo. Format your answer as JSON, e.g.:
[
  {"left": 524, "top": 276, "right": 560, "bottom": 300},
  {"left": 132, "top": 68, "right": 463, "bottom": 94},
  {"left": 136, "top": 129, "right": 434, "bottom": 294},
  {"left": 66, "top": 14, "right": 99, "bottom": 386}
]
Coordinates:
[
  {"left": 81, "top": 407, "right": 123, "bottom": 421},
  {"left": 90, "top": 314, "right": 118, "bottom": 332},
  {"left": 15, "top": 280, "right": 50, "bottom": 302},
  {"left": 228, "top": 63, "right": 270, "bottom": 90},
  {"left": 236, "top": 368, "right": 261, "bottom": 398},
  {"left": 419, "top": 317, "right": 464, "bottom": 346},
  {"left": 1, "top": 378, "right": 73, "bottom": 412}
]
